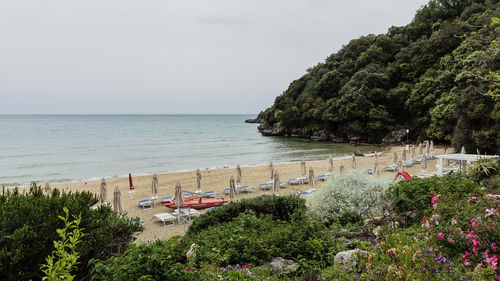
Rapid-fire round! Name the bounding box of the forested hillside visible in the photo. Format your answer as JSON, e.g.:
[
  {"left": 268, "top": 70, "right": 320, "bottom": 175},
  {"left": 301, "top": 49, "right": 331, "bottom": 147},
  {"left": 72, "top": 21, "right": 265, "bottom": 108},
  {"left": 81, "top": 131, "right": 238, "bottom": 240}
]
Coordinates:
[{"left": 258, "top": 0, "right": 500, "bottom": 154}]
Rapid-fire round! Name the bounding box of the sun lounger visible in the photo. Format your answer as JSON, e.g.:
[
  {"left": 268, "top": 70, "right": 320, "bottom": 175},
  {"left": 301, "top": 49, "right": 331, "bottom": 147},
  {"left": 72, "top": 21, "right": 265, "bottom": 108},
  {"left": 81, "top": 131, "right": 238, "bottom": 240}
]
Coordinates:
[
  {"left": 411, "top": 157, "right": 422, "bottom": 164},
  {"left": 203, "top": 191, "right": 218, "bottom": 198},
  {"left": 138, "top": 199, "right": 153, "bottom": 209},
  {"left": 161, "top": 196, "right": 173, "bottom": 203},
  {"left": 364, "top": 168, "right": 373, "bottom": 175},
  {"left": 153, "top": 213, "right": 175, "bottom": 226},
  {"left": 238, "top": 185, "right": 255, "bottom": 193},
  {"left": 402, "top": 160, "right": 414, "bottom": 167},
  {"left": 206, "top": 206, "right": 219, "bottom": 212},
  {"left": 317, "top": 174, "right": 333, "bottom": 181},
  {"left": 297, "top": 188, "right": 317, "bottom": 196},
  {"left": 173, "top": 208, "right": 200, "bottom": 223},
  {"left": 384, "top": 165, "right": 397, "bottom": 172},
  {"left": 259, "top": 183, "right": 272, "bottom": 190}
]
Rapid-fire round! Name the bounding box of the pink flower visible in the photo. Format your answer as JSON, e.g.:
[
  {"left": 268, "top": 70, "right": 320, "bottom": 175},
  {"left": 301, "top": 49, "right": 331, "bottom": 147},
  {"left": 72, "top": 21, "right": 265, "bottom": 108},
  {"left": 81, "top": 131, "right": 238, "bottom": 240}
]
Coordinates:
[
  {"left": 492, "top": 243, "right": 497, "bottom": 252},
  {"left": 242, "top": 265, "right": 248, "bottom": 269},
  {"left": 431, "top": 194, "right": 441, "bottom": 204},
  {"left": 486, "top": 194, "right": 500, "bottom": 200},
  {"left": 464, "top": 260, "right": 471, "bottom": 266},
  {"left": 471, "top": 218, "right": 476, "bottom": 228},
  {"left": 485, "top": 208, "right": 496, "bottom": 218},
  {"left": 437, "top": 233, "right": 445, "bottom": 239},
  {"left": 433, "top": 203, "right": 438, "bottom": 210},
  {"left": 473, "top": 240, "right": 481, "bottom": 254},
  {"left": 468, "top": 196, "right": 477, "bottom": 202},
  {"left": 474, "top": 262, "right": 483, "bottom": 272},
  {"left": 451, "top": 218, "right": 457, "bottom": 225},
  {"left": 448, "top": 237, "right": 455, "bottom": 243},
  {"left": 462, "top": 251, "right": 470, "bottom": 260},
  {"left": 186, "top": 267, "right": 189, "bottom": 271}
]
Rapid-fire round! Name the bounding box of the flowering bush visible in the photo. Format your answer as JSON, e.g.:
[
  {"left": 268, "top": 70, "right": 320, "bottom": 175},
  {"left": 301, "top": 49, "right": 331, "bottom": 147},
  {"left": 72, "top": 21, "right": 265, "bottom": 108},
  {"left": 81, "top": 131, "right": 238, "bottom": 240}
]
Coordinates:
[{"left": 306, "top": 172, "right": 389, "bottom": 224}]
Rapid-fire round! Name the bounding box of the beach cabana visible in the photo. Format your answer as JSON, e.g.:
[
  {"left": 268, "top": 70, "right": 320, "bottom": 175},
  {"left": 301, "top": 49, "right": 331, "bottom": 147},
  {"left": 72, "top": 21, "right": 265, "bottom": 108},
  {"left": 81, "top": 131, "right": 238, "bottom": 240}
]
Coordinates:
[{"left": 436, "top": 154, "right": 500, "bottom": 176}]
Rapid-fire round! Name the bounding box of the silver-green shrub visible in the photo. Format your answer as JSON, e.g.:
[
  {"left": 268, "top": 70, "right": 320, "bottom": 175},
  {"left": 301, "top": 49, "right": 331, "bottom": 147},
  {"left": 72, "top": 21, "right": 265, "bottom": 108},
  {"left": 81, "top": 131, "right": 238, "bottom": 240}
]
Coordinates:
[{"left": 306, "top": 172, "right": 390, "bottom": 223}]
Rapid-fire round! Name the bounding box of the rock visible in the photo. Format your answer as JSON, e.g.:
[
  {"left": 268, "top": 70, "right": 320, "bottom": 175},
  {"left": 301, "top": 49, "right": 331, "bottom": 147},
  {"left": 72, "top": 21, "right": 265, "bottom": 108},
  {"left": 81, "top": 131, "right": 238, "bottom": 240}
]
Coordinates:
[
  {"left": 258, "top": 123, "right": 285, "bottom": 136},
  {"left": 264, "top": 257, "right": 298, "bottom": 274},
  {"left": 311, "top": 129, "right": 329, "bottom": 141},
  {"left": 381, "top": 129, "right": 407, "bottom": 145},
  {"left": 353, "top": 150, "right": 364, "bottom": 156},
  {"left": 186, "top": 243, "right": 197, "bottom": 262},
  {"left": 334, "top": 249, "right": 369, "bottom": 272},
  {"left": 245, "top": 118, "right": 262, "bottom": 123}
]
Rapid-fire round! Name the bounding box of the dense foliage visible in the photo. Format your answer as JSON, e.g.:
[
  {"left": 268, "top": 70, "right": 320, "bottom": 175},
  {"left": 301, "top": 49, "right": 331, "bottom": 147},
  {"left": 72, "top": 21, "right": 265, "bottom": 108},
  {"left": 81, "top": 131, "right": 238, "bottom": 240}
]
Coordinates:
[
  {"left": 186, "top": 194, "right": 306, "bottom": 235},
  {"left": 306, "top": 173, "right": 390, "bottom": 225},
  {"left": 258, "top": 0, "right": 500, "bottom": 154},
  {"left": 0, "top": 184, "right": 143, "bottom": 281}
]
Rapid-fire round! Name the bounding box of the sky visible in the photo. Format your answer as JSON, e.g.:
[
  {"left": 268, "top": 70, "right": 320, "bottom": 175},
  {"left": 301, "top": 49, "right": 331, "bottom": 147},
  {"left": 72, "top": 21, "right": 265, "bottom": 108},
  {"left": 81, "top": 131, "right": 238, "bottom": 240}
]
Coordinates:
[{"left": 0, "top": 0, "right": 429, "bottom": 114}]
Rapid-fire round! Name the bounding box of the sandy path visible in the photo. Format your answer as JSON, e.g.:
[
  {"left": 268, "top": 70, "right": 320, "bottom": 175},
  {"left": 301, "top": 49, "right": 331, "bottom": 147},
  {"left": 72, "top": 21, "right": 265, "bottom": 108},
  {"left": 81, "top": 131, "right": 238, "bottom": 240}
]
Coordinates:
[{"left": 57, "top": 145, "right": 449, "bottom": 242}]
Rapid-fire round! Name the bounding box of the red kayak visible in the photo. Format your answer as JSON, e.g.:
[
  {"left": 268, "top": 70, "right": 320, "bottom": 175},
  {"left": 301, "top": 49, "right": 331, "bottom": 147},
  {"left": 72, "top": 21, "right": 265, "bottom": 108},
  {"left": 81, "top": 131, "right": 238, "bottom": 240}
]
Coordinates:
[{"left": 161, "top": 197, "right": 229, "bottom": 210}]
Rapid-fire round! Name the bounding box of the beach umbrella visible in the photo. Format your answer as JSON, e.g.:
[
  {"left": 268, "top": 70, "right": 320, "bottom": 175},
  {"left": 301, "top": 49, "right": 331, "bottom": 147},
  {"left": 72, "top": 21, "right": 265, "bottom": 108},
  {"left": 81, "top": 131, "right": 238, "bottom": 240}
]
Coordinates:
[
  {"left": 328, "top": 155, "right": 333, "bottom": 173},
  {"left": 339, "top": 163, "right": 345, "bottom": 175},
  {"left": 309, "top": 166, "right": 316, "bottom": 188},
  {"left": 236, "top": 165, "right": 242, "bottom": 184},
  {"left": 425, "top": 141, "right": 430, "bottom": 154},
  {"left": 196, "top": 169, "right": 202, "bottom": 193},
  {"left": 100, "top": 178, "right": 107, "bottom": 203},
  {"left": 229, "top": 175, "right": 236, "bottom": 199},
  {"left": 152, "top": 173, "right": 159, "bottom": 197},
  {"left": 113, "top": 185, "right": 123, "bottom": 213},
  {"left": 174, "top": 181, "right": 184, "bottom": 223},
  {"left": 418, "top": 143, "right": 423, "bottom": 155},
  {"left": 351, "top": 154, "right": 356, "bottom": 169},
  {"left": 411, "top": 145, "right": 415, "bottom": 158},
  {"left": 373, "top": 157, "right": 379, "bottom": 177},
  {"left": 269, "top": 162, "right": 274, "bottom": 179},
  {"left": 44, "top": 182, "right": 52, "bottom": 196},
  {"left": 273, "top": 171, "right": 280, "bottom": 193},
  {"left": 461, "top": 146, "right": 466, "bottom": 154},
  {"left": 402, "top": 149, "right": 407, "bottom": 161},
  {"left": 128, "top": 173, "right": 134, "bottom": 190},
  {"left": 398, "top": 160, "right": 403, "bottom": 173},
  {"left": 393, "top": 152, "right": 398, "bottom": 165},
  {"left": 430, "top": 140, "right": 434, "bottom": 153},
  {"left": 422, "top": 156, "right": 427, "bottom": 169},
  {"left": 301, "top": 160, "right": 306, "bottom": 177}
]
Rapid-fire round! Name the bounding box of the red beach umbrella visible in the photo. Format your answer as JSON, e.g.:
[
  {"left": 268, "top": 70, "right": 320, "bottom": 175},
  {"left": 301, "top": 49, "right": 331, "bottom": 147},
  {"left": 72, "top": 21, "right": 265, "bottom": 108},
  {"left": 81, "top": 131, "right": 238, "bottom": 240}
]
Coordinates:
[{"left": 129, "top": 173, "right": 134, "bottom": 190}]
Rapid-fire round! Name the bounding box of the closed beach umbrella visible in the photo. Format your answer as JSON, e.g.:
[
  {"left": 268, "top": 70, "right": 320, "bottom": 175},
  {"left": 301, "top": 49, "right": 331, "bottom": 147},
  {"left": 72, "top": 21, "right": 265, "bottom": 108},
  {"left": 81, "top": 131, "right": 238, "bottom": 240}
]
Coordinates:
[
  {"left": 425, "top": 141, "right": 430, "bottom": 154},
  {"left": 301, "top": 160, "right": 306, "bottom": 177},
  {"left": 393, "top": 152, "right": 398, "bottom": 165},
  {"left": 113, "top": 185, "right": 123, "bottom": 213},
  {"left": 430, "top": 140, "right": 434, "bottom": 153},
  {"left": 229, "top": 175, "right": 236, "bottom": 199},
  {"left": 418, "top": 143, "right": 423, "bottom": 155},
  {"left": 411, "top": 145, "right": 415, "bottom": 158},
  {"left": 174, "top": 180, "right": 183, "bottom": 208},
  {"left": 44, "top": 182, "right": 51, "bottom": 196},
  {"left": 339, "top": 163, "right": 344, "bottom": 175},
  {"left": 236, "top": 165, "right": 242, "bottom": 184},
  {"left": 128, "top": 173, "right": 134, "bottom": 190},
  {"left": 328, "top": 155, "right": 333, "bottom": 173},
  {"left": 269, "top": 162, "right": 274, "bottom": 179},
  {"left": 422, "top": 156, "right": 427, "bottom": 169},
  {"left": 151, "top": 173, "right": 159, "bottom": 196},
  {"left": 196, "top": 169, "right": 202, "bottom": 193},
  {"left": 100, "top": 178, "right": 107, "bottom": 203},
  {"left": 273, "top": 171, "right": 280, "bottom": 193},
  {"left": 398, "top": 160, "right": 403, "bottom": 173},
  {"left": 373, "top": 157, "right": 379, "bottom": 177},
  {"left": 402, "top": 149, "right": 407, "bottom": 161},
  {"left": 309, "top": 166, "right": 315, "bottom": 188},
  {"left": 351, "top": 154, "right": 356, "bottom": 169},
  {"left": 444, "top": 147, "right": 449, "bottom": 165},
  {"left": 461, "top": 146, "right": 466, "bottom": 154}
]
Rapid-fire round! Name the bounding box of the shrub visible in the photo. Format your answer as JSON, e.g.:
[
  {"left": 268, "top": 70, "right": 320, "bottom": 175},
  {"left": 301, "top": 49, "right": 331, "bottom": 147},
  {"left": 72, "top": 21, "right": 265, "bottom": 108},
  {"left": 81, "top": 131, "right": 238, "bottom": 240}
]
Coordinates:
[
  {"left": 0, "top": 184, "right": 143, "bottom": 280},
  {"left": 467, "top": 158, "right": 500, "bottom": 184},
  {"left": 306, "top": 172, "right": 390, "bottom": 225},
  {"left": 186, "top": 195, "right": 306, "bottom": 235}
]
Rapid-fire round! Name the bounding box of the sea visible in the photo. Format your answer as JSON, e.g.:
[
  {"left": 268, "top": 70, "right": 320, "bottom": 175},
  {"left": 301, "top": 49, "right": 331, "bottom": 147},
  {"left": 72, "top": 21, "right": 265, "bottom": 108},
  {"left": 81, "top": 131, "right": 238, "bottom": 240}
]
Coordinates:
[{"left": 0, "top": 115, "right": 379, "bottom": 187}]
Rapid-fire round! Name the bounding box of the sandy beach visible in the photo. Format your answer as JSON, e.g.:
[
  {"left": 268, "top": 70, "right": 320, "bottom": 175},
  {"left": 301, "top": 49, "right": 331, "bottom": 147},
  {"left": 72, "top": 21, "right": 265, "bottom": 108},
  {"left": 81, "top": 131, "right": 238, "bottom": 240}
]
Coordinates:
[{"left": 57, "top": 145, "right": 449, "bottom": 242}]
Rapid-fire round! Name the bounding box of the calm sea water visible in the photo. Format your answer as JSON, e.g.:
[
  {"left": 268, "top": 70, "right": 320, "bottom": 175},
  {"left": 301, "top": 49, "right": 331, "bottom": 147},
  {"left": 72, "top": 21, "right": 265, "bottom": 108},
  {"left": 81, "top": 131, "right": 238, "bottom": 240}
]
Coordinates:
[{"left": 0, "top": 115, "right": 378, "bottom": 186}]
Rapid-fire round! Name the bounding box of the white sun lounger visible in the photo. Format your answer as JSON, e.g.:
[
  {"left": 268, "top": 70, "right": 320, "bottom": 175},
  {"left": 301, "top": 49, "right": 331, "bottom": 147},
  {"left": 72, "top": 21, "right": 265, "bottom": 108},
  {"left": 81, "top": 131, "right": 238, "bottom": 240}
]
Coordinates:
[
  {"left": 173, "top": 208, "right": 201, "bottom": 223},
  {"left": 138, "top": 199, "right": 153, "bottom": 209},
  {"left": 153, "top": 213, "right": 176, "bottom": 226}
]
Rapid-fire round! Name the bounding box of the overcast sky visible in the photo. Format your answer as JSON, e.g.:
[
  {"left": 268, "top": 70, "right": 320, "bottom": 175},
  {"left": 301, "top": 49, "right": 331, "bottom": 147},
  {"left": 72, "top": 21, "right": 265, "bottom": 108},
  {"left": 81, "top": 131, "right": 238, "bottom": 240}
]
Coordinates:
[{"left": 0, "top": 0, "right": 429, "bottom": 114}]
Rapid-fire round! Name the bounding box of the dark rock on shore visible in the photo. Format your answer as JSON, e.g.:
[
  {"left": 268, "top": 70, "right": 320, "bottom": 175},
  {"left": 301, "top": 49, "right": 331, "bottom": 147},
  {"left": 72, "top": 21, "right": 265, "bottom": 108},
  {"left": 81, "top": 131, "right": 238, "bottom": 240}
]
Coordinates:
[
  {"left": 258, "top": 123, "right": 345, "bottom": 142},
  {"left": 244, "top": 117, "right": 263, "bottom": 123}
]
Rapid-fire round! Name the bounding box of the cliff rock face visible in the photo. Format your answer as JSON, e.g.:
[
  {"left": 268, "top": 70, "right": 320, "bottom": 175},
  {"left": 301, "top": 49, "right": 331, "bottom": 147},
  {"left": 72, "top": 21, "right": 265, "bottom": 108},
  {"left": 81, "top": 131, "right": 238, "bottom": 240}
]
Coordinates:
[{"left": 258, "top": 123, "right": 345, "bottom": 142}]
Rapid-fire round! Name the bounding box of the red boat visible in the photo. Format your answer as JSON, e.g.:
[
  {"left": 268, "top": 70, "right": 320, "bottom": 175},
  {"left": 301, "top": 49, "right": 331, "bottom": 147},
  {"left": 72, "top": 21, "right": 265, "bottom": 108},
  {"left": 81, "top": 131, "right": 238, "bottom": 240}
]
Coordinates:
[{"left": 161, "top": 197, "right": 229, "bottom": 210}]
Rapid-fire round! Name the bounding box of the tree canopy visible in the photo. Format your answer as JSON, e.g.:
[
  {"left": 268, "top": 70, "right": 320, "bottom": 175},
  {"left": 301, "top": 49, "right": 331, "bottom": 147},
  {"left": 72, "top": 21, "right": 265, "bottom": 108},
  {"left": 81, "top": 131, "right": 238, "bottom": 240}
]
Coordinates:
[{"left": 258, "top": 0, "right": 500, "bottom": 154}]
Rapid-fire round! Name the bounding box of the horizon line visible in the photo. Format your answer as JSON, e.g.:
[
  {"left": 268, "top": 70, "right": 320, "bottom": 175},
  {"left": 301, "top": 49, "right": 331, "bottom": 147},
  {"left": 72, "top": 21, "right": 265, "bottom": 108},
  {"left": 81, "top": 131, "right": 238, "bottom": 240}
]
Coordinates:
[{"left": 0, "top": 113, "right": 258, "bottom": 115}]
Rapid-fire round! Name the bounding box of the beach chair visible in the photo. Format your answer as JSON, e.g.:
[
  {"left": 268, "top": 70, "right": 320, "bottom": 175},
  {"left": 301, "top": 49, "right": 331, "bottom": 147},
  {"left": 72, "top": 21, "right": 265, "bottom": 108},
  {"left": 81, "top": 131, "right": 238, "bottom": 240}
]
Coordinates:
[
  {"left": 384, "top": 165, "right": 397, "bottom": 172},
  {"left": 153, "top": 213, "right": 175, "bottom": 226},
  {"left": 203, "top": 191, "right": 218, "bottom": 198},
  {"left": 364, "top": 168, "right": 373, "bottom": 175},
  {"left": 205, "top": 206, "right": 219, "bottom": 212},
  {"left": 173, "top": 208, "right": 200, "bottom": 223},
  {"left": 287, "top": 178, "right": 301, "bottom": 185},
  {"left": 317, "top": 174, "right": 333, "bottom": 181},
  {"left": 137, "top": 199, "right": 153, "bottom": 209},
  {"left": 238, "top": 185, "right": 255, "bottom": 193},
  {"left": 410, "top": 157, "right": 422, "bottom": 164},
  {"left": 259, "top": 183, "right": 272, "bottom": 190}
]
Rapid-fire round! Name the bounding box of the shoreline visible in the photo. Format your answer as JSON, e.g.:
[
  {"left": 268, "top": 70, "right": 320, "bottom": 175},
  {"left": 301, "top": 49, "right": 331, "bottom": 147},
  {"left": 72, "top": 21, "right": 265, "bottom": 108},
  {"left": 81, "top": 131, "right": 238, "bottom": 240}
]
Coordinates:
[{"left": 46, "top": 145, "right": 447, "bottom": 242}]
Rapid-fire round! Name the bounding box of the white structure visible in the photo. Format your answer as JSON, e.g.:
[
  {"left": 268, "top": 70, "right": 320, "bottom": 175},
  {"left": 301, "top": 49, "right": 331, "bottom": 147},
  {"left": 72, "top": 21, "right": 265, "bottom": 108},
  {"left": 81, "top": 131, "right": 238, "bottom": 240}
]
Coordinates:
[{"left": 436, "top": 154, "right": 500, "bottom": 176}]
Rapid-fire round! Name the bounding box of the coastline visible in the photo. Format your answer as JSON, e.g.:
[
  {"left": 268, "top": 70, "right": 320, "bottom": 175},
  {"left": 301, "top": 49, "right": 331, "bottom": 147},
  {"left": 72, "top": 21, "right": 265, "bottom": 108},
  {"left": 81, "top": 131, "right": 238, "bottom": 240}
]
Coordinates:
[{"left": 48, "top": 145, "right": 448, "bottom": 242}]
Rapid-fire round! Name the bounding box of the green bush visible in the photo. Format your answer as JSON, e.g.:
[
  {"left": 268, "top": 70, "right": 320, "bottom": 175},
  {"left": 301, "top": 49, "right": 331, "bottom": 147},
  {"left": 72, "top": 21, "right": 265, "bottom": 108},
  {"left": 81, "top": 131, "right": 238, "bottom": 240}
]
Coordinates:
[
  {"left": 186, "top": 195, "right": 306, "bottom": 235},
  {"left": 466, "top": 158, "right": 500, "bottom": 184},
  {"left": 385, "top": 175, "right": 480, "bottom": 222},
  {"left": 306, "top": 173, "right": 390, "bottom": 225},
  {"left": 0, "top": 184, "right": 143, "bottom": 280}
]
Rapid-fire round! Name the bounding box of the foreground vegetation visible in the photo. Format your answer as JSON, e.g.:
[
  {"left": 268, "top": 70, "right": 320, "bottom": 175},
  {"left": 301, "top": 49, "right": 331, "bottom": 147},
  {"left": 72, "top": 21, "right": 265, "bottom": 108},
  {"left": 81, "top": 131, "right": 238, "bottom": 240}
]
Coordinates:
[{"left": 258, "top": 0, "right": 500, "bottom": 154}]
